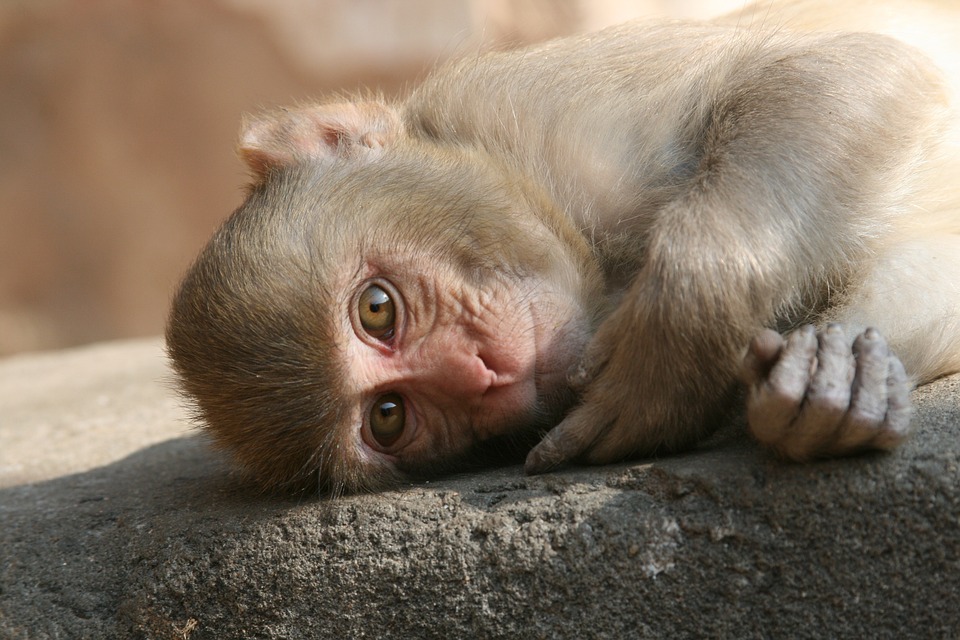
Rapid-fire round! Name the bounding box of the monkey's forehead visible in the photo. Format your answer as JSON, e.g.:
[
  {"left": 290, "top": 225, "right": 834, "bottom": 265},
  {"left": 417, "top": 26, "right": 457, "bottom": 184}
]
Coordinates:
[{"left": 232, "top": 149, "right": 544, "bottom": 270}]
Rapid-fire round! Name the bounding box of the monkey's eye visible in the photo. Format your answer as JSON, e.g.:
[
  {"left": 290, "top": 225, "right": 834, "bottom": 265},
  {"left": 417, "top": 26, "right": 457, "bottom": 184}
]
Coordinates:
[
  {"left": 358, "top": 284, "right": 396, "bottom": 340},
  {"left": 369, "top": 393, "right": 405, "bottom": 447}
]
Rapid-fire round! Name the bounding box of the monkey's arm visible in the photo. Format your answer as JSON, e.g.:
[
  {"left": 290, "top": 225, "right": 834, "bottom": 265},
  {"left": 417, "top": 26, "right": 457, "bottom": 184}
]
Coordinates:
[{"left": 525, "top": 33, "right": 948, "bottom": 472}]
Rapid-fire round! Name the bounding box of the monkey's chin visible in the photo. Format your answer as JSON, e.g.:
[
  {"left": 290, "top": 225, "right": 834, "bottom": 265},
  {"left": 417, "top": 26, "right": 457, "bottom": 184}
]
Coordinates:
[
  {"left": 531, "top": 313, "right": 591, "bottom": 416},
  {"left": 534, "top": 378, "right": 581, "bottom": 428},
  {"left": 486, "top": 365, "right": 581, "bottom": 448},
  {"left": 399, "top": 398, "right": 572, "bottom": 482},
  {"left": 396, "top": 373, "right": 579, "bottom": 482}
]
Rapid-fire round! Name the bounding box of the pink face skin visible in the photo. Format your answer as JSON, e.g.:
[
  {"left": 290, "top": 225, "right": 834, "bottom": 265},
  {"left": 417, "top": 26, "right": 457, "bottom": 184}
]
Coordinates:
[{"left": 342, "top": 254, "right": 591, "bottom": 469}]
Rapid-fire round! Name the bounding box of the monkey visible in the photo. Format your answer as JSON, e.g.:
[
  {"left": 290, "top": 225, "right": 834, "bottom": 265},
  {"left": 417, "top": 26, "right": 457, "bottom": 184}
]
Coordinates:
[{"left": 166, "top": 0, "right": 960, "bottom": 494}]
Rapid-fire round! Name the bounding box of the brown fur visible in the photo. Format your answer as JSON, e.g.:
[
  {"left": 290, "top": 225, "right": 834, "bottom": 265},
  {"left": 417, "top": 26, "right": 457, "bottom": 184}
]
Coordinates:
[{"left": 167, "top": 0, "right": 960, "bottom": 493}]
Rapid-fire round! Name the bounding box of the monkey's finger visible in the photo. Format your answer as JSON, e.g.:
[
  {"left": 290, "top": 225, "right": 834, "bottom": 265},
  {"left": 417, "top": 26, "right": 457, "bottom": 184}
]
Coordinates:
[
  {"left": 524, "top": 405, "right": 606, "bottom": 475},
  {"left": 746, "top": 324, "right": 817, "bottom": 446},
  {"left": 566, "top": 361, "right": 592, "bottom": 393},
  {"left": 571, "top": 342, "right": 613, "bottom": 392},
  {"left": 834, "top": 330, "right": 913, "bottom": 453},
  {"left": 740, "top": 328, "right": 785, "bottom": 386},
  {"left": 831, "top": 328, "right": 890, "bottom": 452},
  {"left": 782, "top": 324, "right": 855, "bottom": 458},
  {"left": 873, "top": 356, "right": 913, "bottom": 450}
]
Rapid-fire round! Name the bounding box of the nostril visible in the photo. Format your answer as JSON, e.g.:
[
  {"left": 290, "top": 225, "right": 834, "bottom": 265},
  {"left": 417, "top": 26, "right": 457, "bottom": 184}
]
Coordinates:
[
  {"left": 477, "top": 349, "right": 516, "bottom": 390},
  {"left": 474, "top": 352, "right": 498, "bottom": 390},
  {"left": 432, "top": 349, "right": 498, "bottom": 398}
]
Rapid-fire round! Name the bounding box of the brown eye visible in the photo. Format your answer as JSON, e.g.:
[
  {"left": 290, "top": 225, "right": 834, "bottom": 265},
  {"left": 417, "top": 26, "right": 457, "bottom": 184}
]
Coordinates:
[
  {"left": 369, "top": 393, "right": 405, "bottom": 447},
  {"left": 358, "top": 284, "right": 396, "bottom": 339}
]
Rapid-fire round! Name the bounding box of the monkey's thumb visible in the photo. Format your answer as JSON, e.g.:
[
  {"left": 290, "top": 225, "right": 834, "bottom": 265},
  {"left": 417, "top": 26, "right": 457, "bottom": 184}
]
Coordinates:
[{"left": 524, "top": 407, "right": 606, "bottom": 475}]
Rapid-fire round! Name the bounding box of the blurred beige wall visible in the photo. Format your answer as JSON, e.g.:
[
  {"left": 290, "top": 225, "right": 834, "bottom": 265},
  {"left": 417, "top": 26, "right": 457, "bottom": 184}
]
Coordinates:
[{"left": 0, "top": 0, "right": 742, "bottom": 356}]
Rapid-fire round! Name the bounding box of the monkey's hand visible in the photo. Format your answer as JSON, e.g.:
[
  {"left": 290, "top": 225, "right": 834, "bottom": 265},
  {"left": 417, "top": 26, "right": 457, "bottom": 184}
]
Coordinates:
[
  {"left": 741, "top": 324, "right": 913, "bottom": 460},
  {"left": 524, "top": 301, "right": 725, "bottom": 474}
]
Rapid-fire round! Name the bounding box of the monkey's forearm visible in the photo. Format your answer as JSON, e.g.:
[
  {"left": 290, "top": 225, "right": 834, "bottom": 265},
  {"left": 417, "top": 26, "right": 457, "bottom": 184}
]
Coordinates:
[{"left": 527, "top": 34, "right": 948, "bottom": 470}]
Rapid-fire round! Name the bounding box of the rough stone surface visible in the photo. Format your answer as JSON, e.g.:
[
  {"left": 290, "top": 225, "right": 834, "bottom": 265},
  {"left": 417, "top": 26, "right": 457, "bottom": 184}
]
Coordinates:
[{"left": 1, "top": 339, "right": 959, "bottom": 639}]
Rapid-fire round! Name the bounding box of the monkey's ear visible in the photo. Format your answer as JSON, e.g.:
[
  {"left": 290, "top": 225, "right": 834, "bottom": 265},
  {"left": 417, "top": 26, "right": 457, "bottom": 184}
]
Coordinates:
[{"left": 237, "top": 102, "right": 402, "bottom": 180}]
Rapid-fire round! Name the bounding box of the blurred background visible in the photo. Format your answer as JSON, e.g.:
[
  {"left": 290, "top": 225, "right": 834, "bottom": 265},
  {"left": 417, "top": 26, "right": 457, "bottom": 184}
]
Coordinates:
[{"left": 0, "top": 0, "right": 741, "bottom": 356}]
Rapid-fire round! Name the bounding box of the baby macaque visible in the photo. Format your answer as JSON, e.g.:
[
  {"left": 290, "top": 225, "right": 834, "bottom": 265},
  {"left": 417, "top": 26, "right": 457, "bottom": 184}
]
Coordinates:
[{"left": 167, "top": 0, "right": 960, "bottom": 493}]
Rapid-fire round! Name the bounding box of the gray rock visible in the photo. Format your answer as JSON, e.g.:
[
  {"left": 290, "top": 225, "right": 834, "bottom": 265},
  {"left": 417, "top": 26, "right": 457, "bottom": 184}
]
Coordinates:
[{"left": 1, "top": 339, "right": 958, "bottom": 639}]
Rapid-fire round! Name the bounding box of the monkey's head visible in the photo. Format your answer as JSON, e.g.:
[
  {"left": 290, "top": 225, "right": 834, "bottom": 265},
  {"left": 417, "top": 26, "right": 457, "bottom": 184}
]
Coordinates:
[{"left": 167, "top": 102, "right": 602, "bottom": 494}]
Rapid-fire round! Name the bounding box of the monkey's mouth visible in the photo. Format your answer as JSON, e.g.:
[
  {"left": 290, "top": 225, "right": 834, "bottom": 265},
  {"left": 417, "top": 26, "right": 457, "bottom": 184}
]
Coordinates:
[{"left": 472, "top": 373, "right": 540, "bottom": 438}]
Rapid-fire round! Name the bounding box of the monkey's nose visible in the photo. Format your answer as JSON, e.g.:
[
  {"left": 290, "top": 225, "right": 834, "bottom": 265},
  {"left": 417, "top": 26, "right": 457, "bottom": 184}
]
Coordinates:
[{"left": 419, "top": 350, "right": 499, "bottom": 401}]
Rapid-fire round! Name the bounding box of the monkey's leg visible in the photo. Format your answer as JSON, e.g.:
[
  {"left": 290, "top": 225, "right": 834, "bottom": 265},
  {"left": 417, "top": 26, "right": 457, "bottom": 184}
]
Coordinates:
[
  {"left": 742, "top": 233, "right": 960, "bottom": 460},
  {"left": 834, "top": 234, "right": 960, "bottom": 383}
]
